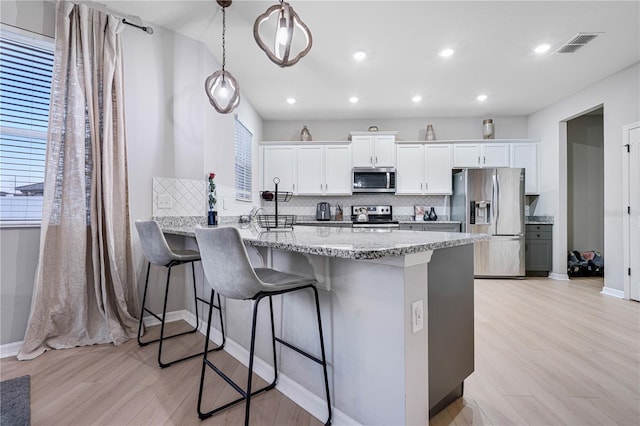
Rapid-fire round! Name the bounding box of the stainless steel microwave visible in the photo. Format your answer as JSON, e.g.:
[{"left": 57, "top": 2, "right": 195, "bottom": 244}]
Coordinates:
[{"left": 352, "top": 167, "right": 396, "bottom": 193}]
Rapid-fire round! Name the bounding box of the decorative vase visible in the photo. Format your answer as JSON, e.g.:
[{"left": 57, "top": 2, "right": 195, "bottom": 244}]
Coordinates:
[
  {"left": 483, "top": 119, "right": 495, "bottom": 139},
  {"left": 428, "top": 207, "right": 438, "bottom": 221},
  {"left": 208, "top": 211, "right": 218, "bottom": 226},
  {"left": 425, "top": 124, "right": 435, "bottom": 141},
  {"left": 300, "top": 125, "right": 312, "bottom": 141}
]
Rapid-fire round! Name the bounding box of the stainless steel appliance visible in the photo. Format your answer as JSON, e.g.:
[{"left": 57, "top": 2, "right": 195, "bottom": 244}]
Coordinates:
[
  {"left": 352, "top": 167, "right": 396, "bottom": 193},
  {"left": 451, "top": 168, "right": 525, "bottom": 277},
  {"left": 351, "top": 205, "right": 399, "bottom": 228},
  {"left": 316, "top": 202, "right": 331, "bottom": 221}
]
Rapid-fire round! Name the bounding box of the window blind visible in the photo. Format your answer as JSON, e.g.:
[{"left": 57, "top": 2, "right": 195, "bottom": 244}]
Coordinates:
[
  {"left": 234, "top": 118, "right": 253, "bottom": 201},
  {"left": 0, "top": 30, "right": 54, "bottom": 222}
]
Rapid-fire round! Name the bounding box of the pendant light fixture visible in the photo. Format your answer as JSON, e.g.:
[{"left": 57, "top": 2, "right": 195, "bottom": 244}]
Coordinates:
[
  {"left": 253, "top": 0, "right": 312, "bottom": 68},
  {"left": 205, "top": 0, "right": 240, "bottom": 114}
]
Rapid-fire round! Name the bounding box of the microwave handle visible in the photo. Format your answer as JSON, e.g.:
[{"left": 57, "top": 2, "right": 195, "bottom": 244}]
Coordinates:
[{"left": 386, "top": 172, "right": 390, "bottom": 189}]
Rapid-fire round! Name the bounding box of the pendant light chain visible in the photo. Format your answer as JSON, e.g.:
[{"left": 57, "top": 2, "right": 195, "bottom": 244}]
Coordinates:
[{"left": 221, "top": 6, "right": 226, "bottom": 75}]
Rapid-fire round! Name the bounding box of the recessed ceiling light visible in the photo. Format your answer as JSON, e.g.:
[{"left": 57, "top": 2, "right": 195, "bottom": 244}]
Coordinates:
[
  {"left": 412, "top": 95, "right": 422, "bottom": 103},
  {"left": 477, "top": 94, "right": 488, "bottom": 102},
  {"left": 534, "top": 44, "right": 551, "bottom": 54},
  {"left": 349, "top": 96, "right": 359, "bottom": 104},
  {"left": 353, "top": 51, "right": 367, "bottom": 61},
  {"left": 286, "top": 97, "right": 296, "bottom": 105},
  {"left": 439, "top": 48, "right": 455, "bottom": 57}
]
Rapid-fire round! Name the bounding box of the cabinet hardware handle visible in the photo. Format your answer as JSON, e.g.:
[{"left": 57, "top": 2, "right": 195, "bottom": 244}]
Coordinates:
[
  {"left": 477, "top": 156, "right": 480, "bottom": 164},
  {"left": 483, "top": 156, "right": 486, "bottom": 164},
  {"left": 370, "top": 156, "right": 373, "bottom": 164},
  {"left": 376, "top": 156, "right": 378, "bottom": 164},
  {"left": 420, "top": 182, "right": 423, "bottom": 190}
]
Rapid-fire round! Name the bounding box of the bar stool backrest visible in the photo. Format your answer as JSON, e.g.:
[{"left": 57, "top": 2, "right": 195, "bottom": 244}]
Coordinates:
[
  {"left": 195, "top": 226, "right": 265, "bottom": 300},
  {"left": 135, "top": 220, "right": 176, "bottom": 267}
]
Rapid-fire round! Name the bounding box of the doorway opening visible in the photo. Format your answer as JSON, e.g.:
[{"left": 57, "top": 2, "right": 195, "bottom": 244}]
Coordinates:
[{"left": 567, "top": 106, "right": 604, "bottom": 282}]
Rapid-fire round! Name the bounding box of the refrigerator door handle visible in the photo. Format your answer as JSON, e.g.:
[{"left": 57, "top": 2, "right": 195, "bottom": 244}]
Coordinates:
[
  {"left": 492, "top": 173, "right": 498, "bottom": 228},
  {"left": 496, "top": 173, "right": 500, "bottom": 228}
]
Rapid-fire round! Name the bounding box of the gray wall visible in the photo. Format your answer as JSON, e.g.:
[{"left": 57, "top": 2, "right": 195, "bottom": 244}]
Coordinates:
[
  {"left": 567, "top": 112, "right": 604, "bottom": 253},
  {"left": 264, "top": 116, "right": 528, "bottom": 142}
]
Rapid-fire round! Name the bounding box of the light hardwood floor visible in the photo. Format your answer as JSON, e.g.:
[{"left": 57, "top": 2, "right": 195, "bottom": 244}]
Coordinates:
[{"left": 1, "top": 277, "right": 638, "bottom": 425}]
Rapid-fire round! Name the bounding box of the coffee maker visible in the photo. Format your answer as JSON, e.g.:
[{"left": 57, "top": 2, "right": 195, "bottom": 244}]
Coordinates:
[{"left": 316, "top": 202, "right": 330, "bottom": 221}]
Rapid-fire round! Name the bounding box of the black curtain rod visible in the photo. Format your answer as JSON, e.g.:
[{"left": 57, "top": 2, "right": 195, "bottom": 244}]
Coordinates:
[{"left": 122, "top": 18, "right": 153, "bottom": 35}]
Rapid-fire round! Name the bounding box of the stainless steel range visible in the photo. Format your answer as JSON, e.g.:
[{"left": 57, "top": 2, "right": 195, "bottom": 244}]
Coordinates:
[{"left": 351, "top": 205, "right": 399, "bottom": 228}]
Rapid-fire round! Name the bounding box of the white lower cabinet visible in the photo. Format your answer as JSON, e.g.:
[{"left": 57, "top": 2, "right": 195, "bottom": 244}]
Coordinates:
[
  {"left": 296, "top": 144, "right": 352, "bottom": 195},
  {"left": 396, "top": 144, "right": 452, "bottom": 195}
]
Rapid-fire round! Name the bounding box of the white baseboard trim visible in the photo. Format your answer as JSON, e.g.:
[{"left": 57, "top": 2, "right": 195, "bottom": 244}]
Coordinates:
[
  {"left": 0, "top": 341, "right": 22, "bottom": 359},
  {"left": 601, "top": 286, "right": 625, "bottom": 299},
  {"left": 210, "top": 325, "right": 359, "bottom": 425},
  {"left": 549, "top": 272, "right": 570, "bottom": 281}
]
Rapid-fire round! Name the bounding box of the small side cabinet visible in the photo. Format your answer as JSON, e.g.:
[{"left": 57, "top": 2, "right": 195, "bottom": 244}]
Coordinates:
[{"left": 525, "top": 224, "right": 553, "bottom": 276}]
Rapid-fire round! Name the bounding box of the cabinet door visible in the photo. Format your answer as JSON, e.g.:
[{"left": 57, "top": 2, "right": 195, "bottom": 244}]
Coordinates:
[
  {"left": 525, "top": 240, "right": 552, "bottom": 271},
  {"left": 511, "top": 143, "right": 538, "bottom": 194},
  {"left": 351, "top": 135, "right": 373, "bottom": 167},
  {"left": 373, "top": 135, "right": 396, "bottom": 167},
  {"left": 425, "top": 144, "right": 453, "bottom": 194},
  {"left": 262, "top": 145, "right": 296, "bottom": 192},
  {"left": 324, "top": 145, "right": 352, "bottom": 195},
  {"left": 296, "top": 145, "right": 324, "bottom": 195},
  {"left": 481, "top": 143, "right": 510, "bottom": 167},
  {"left": 396, "top": 144, "right": 424, "bottom": 194},
  {"left": 453, "top": 144, "right": 481, "bottom": 168}
]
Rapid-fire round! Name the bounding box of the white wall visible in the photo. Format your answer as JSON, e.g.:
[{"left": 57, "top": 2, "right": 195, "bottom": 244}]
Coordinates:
[
  {"left": 528, "top": 62, "right": 640, "bottom": 291},
  {"left": 0, "top": 0, "right": 263, "bottom": 345}
]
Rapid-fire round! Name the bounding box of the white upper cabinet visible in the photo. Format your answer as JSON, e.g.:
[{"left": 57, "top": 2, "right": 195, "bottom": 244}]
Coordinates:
[
  {"left": 396, "top": 143, "right": 452, "bottom": 195},
  {"left": 324, "top": 144, "right": 352, "bottom": 195},
  {"left": 511, "top": 143, "right": 538, "bottom": 194},
  {"left": 453, "top": 143, "right": 510, "bottom": 168},
  {"left": 295, "top": 144, "right": 352, "bottom": 195},
  {"left": 424, "top": 144, "right": 453, "bottom": 194},
  {"left": 296, "top": 145, "right": 324, "bottom": 195},
  {"left": 351, "top": 133, "right": 396, "bottom": 167},
  {"left": 262, "top": 145, "right": 296, "bottom": 193}
]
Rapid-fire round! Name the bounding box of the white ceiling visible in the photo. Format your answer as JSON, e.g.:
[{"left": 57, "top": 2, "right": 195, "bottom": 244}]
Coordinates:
[{"left": 102, "top": 1, "right": 640, "bottom": 120}]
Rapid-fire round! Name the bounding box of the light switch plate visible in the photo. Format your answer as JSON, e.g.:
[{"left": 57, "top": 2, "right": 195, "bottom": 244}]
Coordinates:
[
  {"left": 158, "top": 195, "right": 172, "bottom": 209},
  {"left": 412, "top": 300, "right": 424, "bottom": 333}
]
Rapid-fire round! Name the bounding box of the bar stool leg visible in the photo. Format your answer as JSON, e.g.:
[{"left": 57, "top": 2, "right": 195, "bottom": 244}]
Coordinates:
[
  {"left": 312, "top": 286, "right": 333, "bottom": 425},
  {"left": 157, "top": 264, "right": 173, "bottom": 368},
  {"left": 244, "top": 295, "right": 262, "bottom": 426},
  {"left": 197, "top": 289, "right": 216, "bottom": 418},
  {"left": 137, "top": 262, "right": 152, "bottom": 345}
]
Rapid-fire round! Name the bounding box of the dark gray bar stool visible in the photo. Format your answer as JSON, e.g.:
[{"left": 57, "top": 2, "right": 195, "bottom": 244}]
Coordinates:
[
  {"left": 194, "top": 226, "right": 332, "bottom": 425},
  {"left": 135, "top": 220, "right": 225, "bottom": 368}
]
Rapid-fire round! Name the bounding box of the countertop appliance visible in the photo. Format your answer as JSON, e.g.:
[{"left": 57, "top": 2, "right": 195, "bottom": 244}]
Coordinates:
[
  {"left": 352, "top": 167, "right": 396, "bottom": 193},
  {"left": 451, "top": 168, "right": 525, "bottom": 277},
  {"left": 316, "top": 202, "right": 331, "bottom": 221},
  {"left": 351, "top": 205, "right": 399, "bottom": 228}
]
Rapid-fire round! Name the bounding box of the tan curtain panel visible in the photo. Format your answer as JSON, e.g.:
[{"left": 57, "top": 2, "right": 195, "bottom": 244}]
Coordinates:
[{"left": 18, "top": 1, "right": 139, "bottom": 360}]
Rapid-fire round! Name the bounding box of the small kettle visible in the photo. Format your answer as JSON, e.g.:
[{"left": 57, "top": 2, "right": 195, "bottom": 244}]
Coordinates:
[{"left": 357, "top": 207, "right": 369, "bottom": 222}]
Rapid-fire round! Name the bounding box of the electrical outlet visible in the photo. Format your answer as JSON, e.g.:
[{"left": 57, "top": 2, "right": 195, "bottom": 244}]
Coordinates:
[
  {"left": 412, "top": 300, "right": 424, "bottom": 333},
  {"left": 157, "top": 195, "right": 172, "bottom": 209}
]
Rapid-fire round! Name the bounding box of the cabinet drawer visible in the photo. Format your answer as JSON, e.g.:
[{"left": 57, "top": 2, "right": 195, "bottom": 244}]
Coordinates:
[
  {"left": 423, "top": 223, "right": 460, "bottom": 232},
  {"left": 526, "top": 224, "right": 552, "bottom": 233},
  {"left": 400, "top": 223, "right": 424, "bottom": 230},
  {"left": 526, "top": 231, "right": 552, "bottom": 241}
]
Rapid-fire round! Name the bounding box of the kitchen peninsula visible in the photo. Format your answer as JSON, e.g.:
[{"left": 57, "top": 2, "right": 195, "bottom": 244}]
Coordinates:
[{"left": 162, "top": 221, "right": 489, "bottom": 425}]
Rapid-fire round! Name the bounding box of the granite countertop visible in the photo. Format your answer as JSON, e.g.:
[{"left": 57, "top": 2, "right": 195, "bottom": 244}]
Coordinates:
[
  {"left": 525, "top": 216, "right": 554, "bottom": 225},
  {"left": 161, "top": 222, "right": 490, "bottom": 261}
]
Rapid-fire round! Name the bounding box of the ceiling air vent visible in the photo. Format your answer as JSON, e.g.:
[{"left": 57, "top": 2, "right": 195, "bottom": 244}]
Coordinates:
[{"left": 554, "top": 32, "right": 601, "bottom": 54}]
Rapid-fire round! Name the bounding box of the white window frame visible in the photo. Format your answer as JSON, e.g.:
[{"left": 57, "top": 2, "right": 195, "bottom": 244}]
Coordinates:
[
  {"left": 0, "top": 26, "right": 54, "bottom": 227},
  {"left": 234, "top": 117, "right": 253, "bottom": 202}
]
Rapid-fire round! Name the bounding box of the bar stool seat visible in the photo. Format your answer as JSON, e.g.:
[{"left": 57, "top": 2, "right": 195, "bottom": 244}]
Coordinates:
[
  {"left": 194, "top": 226, "right": 332, "bottom": 425},
  {"left": 135, "top": 220, "right": 225, "bottom": 368}
]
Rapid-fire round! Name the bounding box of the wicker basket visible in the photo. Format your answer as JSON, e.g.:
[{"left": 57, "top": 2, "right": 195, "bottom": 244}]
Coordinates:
[{"left": 256, "top": 214, "right": 295, "bottom": 230}]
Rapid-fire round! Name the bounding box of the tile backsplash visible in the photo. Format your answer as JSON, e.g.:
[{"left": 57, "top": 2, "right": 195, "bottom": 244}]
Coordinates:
[
  {"left": 152, "top": 177, "right": 256, "bottom": 218},
  {"left": 259, "top": 193, "right": 450, "bottom": 220}
]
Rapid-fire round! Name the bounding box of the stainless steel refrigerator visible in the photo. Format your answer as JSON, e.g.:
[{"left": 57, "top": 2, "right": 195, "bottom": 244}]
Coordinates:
[{"left": 451, "top": 168, "right": 525, "bottom": 277}]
